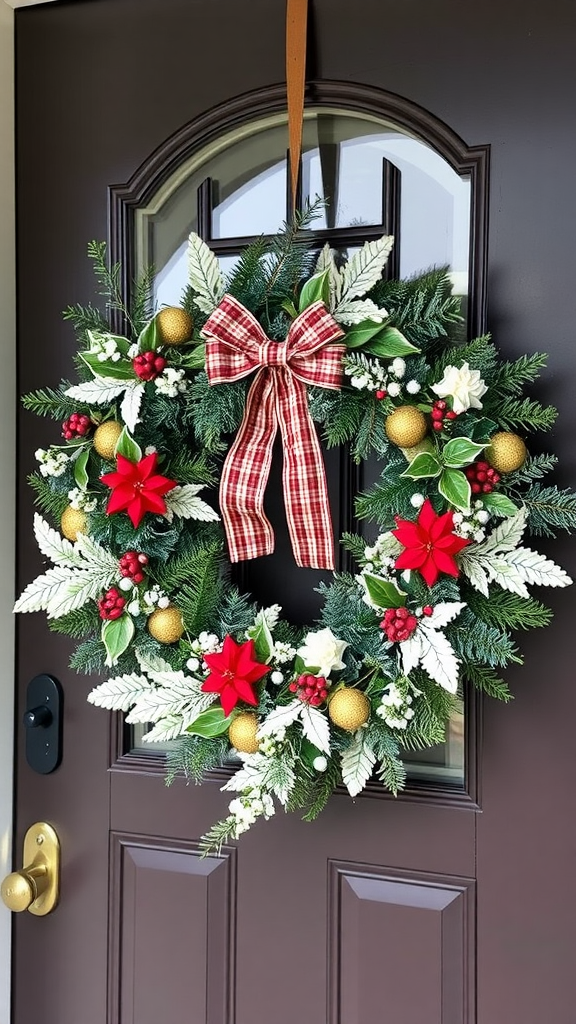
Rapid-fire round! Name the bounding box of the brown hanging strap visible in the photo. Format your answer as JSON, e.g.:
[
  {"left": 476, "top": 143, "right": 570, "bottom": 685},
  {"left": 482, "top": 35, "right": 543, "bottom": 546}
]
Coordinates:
[{"left": 286, "top": 0, "right": 309, "bottom": 215}]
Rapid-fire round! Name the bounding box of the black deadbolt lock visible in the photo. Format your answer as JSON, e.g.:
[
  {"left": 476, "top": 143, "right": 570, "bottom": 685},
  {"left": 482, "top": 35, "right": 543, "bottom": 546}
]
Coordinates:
[{"left": 24, "top": 675, "right": 63, "bottom": 774}]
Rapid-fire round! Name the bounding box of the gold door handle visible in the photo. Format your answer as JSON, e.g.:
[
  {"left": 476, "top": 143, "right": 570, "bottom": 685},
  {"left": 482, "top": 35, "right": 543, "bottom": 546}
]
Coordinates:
[{"left": 1, "top": 822, "right": 60, "bottom": 916}]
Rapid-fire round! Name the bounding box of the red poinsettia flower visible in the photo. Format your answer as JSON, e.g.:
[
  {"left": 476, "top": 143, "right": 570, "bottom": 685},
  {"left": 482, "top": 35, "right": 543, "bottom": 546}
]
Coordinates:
[
  {"left": 100, "top": 453, "right": 176, "bottom": 528},
  {"left": 392, "top": 498, "right": 470, "bottom": 587},
  {"left": 201, "top": 635, "right": 270, "bottom": 717}
]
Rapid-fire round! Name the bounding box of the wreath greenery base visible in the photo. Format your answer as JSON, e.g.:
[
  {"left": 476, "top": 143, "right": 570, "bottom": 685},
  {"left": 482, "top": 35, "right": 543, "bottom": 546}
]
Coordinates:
[{"left": 16, "top": 205, "right": 576, "bottom": 852}]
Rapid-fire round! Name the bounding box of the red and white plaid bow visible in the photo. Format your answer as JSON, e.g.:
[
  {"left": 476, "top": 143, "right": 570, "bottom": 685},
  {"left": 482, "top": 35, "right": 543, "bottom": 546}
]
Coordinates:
[{"left": 202, "top": 294, "right": 346, "bottom": 570}]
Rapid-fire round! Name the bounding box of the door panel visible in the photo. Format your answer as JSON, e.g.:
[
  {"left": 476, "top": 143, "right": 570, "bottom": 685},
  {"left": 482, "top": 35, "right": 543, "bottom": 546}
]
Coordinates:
[{"left": 14, "top": 1, "right": 576, "bottom": 1023}]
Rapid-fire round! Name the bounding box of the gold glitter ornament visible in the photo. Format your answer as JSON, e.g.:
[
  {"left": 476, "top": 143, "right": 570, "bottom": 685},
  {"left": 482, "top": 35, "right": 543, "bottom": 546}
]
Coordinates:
[
  {"left": 328, "top": 688, "right": 370, "bottom": 732},
  {"left": 156, "top": 307, "right": 193, "bottom": 346},
  {"left": 60, "top": 505, "right": 87, "bottom": 542},
  {"left": 385, "top": 406, "right": 428, "bottom": 448},
  {"left": 228, "top": 712, "right": 260, "bottom": 754},
  {"left": 147, "top": 605, "right": 185, "bottom": 644},
  {"left": 486, "top": 431, "right": 527, "bottom": 473},
  {"left": 93, "top": 420, "right": 123, "bottom": 461}
]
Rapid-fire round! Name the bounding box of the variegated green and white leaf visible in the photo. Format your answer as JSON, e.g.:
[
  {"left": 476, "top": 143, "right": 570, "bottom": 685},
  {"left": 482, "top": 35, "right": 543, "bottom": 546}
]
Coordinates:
[
  {"left": 33, "top": 514, "right": 79, "bottom": 568},
  {"left": 300, "top": 705, "right": 331, "bottom": 754},
  {"left": 333, "top": 298, "right": 387, "bottom": 325},
  {"left": 187, "top": 232, "right": 226, "bottom": 314},
  {"left": 120, "top": 381, "right": 145, "bottom": 432},
  {"left": 338, "top": 236, "right": 394, "bottom": 302},
  {"left": 164, "top": 484, "right": 219, "bottom": 522},
  {"left": 87, "top": 673, "right": 152, "bottom": 711},
  {"left": 257, "top": 699, "right": 302, "bottom": 739},
  {"left": 142, "top": 715, "right": 187, "bottom": 743},
  {"left": 341, "top": 730, "right": 376, "bottom": 797},
  {"left": 65, "top": 377, "right": 127, "bottom": 404},
  {"left": 314, "top": 243, "right": 342, "bottom": 310}
]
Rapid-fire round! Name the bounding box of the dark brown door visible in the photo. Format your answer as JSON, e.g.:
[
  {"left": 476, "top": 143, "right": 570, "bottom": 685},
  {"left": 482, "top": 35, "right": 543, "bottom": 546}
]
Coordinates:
[{"left": 13, "top": 1, "right": 576, "bottom": 1022}]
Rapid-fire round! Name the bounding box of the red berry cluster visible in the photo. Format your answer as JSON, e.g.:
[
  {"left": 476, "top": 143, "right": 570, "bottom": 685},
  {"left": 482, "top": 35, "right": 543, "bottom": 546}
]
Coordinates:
[
  {"left": 380, "top": 606, "right": 419, "bottom": 642},
  {"left": 119, "top": 551, "right": 148, "bottom": 584},
  {"left": 288, "top": 673, "right": 329, "bottom": 706},
  {"left": 430, "top": 400, "right": 458, "bottom": 432},
  {"left": 464, "top": 460, "right": 501, "bottom": 494},
  {"left": 98, "top": 587, "right": 126, "bottom": 620},
  {"left": 132, "top": 351, "right": 167, "bottom": 382},
  {"left": 62, "top": 412, "right": 92, "bottom": 440}
]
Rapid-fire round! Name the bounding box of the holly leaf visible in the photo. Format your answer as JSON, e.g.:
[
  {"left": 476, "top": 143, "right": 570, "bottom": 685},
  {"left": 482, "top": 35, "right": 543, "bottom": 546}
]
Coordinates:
[
  {"left": 442, "top": 437, "right": 486, "bottom": 468},
  {"left": 438, "top": 467, "right": 471, "bottom": 511},
  {"left": 180, "top": 344, "right": 206, "bottom": 370},
  {"left": 364, "top": 574, "right": 407, "bottom": 610},
  {"left": 401, "top": 451, "right": 442, "bottom": 479},
  {"left": 257, "top": 699, "right": 302, "bottom": 739},
  {"left": 102, "top": 613, "right": 135, "bottom": 667},
  {"left": 186, "top": 707, "right": 233, "bottom": 738},
  {"left": 72, "top": 448, "right": 90, "bottom": 490},
  {"left": 115, "top": 426, "right": 142, "bottom": 463},
  {"left": 480, "top": 492, "right": 519, "bottom": 517},
  {"left": 362, "top": 326, "right": 420, "bottom": 358},
  {"left": 298, "top": 269, "right": 330, "bottom": 312},
  {"left": 137, "top": 317, "right": 159, "bottom": 353},
  {"left": 417, "top": 623, "right": 461, "bottom": 693},
  {"left": 469, "top": 417, "right": 498, "bottom": 442}
]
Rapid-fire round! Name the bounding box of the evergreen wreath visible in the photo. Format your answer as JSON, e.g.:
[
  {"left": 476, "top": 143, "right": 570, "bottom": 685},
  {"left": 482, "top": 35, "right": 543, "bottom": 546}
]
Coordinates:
[{"left": 15, "top": 203, "right": 576, "bottom": 853}]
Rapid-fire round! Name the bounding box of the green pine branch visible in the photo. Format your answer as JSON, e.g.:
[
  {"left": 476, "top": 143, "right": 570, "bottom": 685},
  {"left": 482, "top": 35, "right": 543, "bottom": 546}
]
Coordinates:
[
  {"left": 69, "top": 638, "right": 107, "bottom": 674},
  {"left": 22, "top": 386, "right": 86, "bottom": 420},
  {"left": 48, "top": 604, "right": 100, "bottom": 638},
  {"left": 175, "top": 542, "right": 227, "bottom": 636},
  {"left": 451, "top": 612, "right": 522, "bottom": 668},
  {"left": 465, "top": 589, "right": 553, "bottom": 631},
  {"left": 432, "top": 335, "right": 498, "bottom": 382},
  {"left": 521, "top": 483, "right": 576, "bottom": 536},
  {"left": 369, "top": 267, "right": 463, "bottom": 351},
  {"left": 27, "top": 474, "right": 70, "bottom": 521},
  {"left": 489, "top": 352, "right": 548, "bottom": 395},
  {"left": 463, "top": 664, "right": 512, "bottom": 702},
  {"left": 62, "top": 302, "right": 109, "bottom": 338},
  {"left": 505, "top": 453, "right": 558, "bottom": 486},
  {"left": 484, "top": 396, "right": 557, "bottom": 432},
  {"left": 355, "top": 477, "right": 423, "bottom": 527},
  {"left": 166, "top": 734, "right": 229, "bottom": 785}
]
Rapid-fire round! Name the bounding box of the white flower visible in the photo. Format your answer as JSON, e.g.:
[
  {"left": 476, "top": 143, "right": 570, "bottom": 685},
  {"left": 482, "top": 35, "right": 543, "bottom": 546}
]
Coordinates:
[
  {"left": 154, "top": 367, "right": 187, "bottom": 398},
  {"left": 36, "top": 448, "right": 69, "bottom": 478},
  {"left": 431, "top": 361, "right": 487, "bottom": 415},
  {"left": 272, "top": 641, "right": 296, "bottom": 664},
  {"left": 406, "top": 380, "right": 421, "bottom": 394},
  {"left": 387, "top": 381, "right": 401, "bottom": 398},
  {"left": 127, "top": 344, "right": 139, "bottom": 358},
  {"left": 410, "top": 492, "right": 425, "bottom": 508},
  {"left": 157, "top": 595, "right": 170, "bottom": 609},
  {"left": 313, "top": 756, "right": 328, "bottom": 772},
  {"left": 297, "top": 627, "right": 348, "bottom": 677},
  {"left": 391, "top": 358, "right": 406, "bottom": 378},
  {"left": 473, "top": 529, "right": 486, "bottom": 543}
]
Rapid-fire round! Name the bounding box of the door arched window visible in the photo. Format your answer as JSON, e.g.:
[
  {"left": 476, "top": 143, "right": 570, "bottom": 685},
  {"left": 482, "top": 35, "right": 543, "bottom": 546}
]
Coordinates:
[{"left": 113, "top": 85, "right": 489, "bottom": 795}]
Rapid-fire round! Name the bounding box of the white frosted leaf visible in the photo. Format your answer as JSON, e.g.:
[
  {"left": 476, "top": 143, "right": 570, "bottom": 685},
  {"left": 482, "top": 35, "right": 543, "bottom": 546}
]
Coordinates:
[
  {"left": 87, "top": 674, "right": 152, "bottom": 711},
  {"left": 164, "top": 484, "right": 220, "bottom": 522},
  {"left": 400, "top": 633, "right": 423, "bottom": 676},
  {"left": 497, "top": 547, "right": 572, "bottom": 589},
  {"left": 257, "top": 699, "right": 302, "bottom": 739},
  {"left": 33, "top": 514, "right": 79, "bottom": 568},
  {"left": 142, "top": 716, "right": 187, "bottom": 743},
  {"left": 14, "top": 567, "right": 79, "bottom": 614},
  {"left": 333, "top": 298, "right": 387, "bottom": 325},
  {"left": 135, "top": 647, "right": 174, "bottom": 676},
  {"left": 314, "top": 243, "right": 342, "bottom": 310},
  {"left": 338, "top": 236, "right": 394, "bottom": 302},
  {"left": 187, "top": 232, "right": 225, "bottom": 314},
  {"left": 426, "top": 602, "right": 466, "bottom": 630},
  {"left": 417, "top": 626, "right": 461, "bottom": 693},
  {"left": 64, "top": 378, "right": 127, "bottom": 405},
  {"left": 120, "top": 382, "right": 145, "bottom": 432},
  {"left": 476, "top": 507, "right": 527, "bottom": 554},
  {"left": 46, "top": 566, "right": 117, "bottom": 618},
  {"left": 341, "top": 731, "right": 376, "bottom": 797},
  {"left": 74, "top": 531, "right": 118, "bottom": 571},
  {"left": 221, "top": 755, "right": 268, "bottom": 793},
  {"left": 300, "top": 705, "right": 331, "bottom": 755},
  {"left": 458, "top": 554, "right": 490, "bottom": 596}
]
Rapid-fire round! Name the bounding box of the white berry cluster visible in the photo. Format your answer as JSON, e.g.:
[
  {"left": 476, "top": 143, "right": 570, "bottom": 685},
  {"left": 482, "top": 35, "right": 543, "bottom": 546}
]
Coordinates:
[
  {"left": 259, "top": 729, "right": 286, "bottom": 757},
  {"left": 154, "top": 367, "right": 187, "bottom": 397},
  {"left": 88, "top": 331, "right": 122, "bottom": 363},
  {"left": 35, "top": 447, "right": 69, "bottom": 478},
  {"left": 67, "top": 487, "right": 97, "bottom": 512},
  {"left": 452, "top": 502, "right": 491, "bottom": 544},
  {"left": 376, "top": 680, "right": 419, "bottom": 730},
  {"left": 271, "top": 640, "right": 297, "bottom": 665},
  {"left": 228, "top": 789, "right": 275, "bottom": 836},
  {"left": 362, "top": 531, "right": 402, "bottom": 576},
  {"left": 185, "top": 631, "right": 223, "bottom": 673},
  {"left": 344, "top": 354, "right": 421, "bottom": 398}
]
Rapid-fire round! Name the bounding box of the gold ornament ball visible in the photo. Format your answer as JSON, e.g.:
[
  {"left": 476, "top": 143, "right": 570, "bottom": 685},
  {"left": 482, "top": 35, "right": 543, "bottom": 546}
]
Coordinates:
[
  {"left": 486, "top": 432, "right": 528, "bottom": 473},
  {"left": 61, "top": 505, "right": 87, "bottom": 542},
  {"left": 147, "top": 606, "right": 185, "bottom": 644},
  {"left": 228, "top": 712, "right": 260, "bottom": 754},
  {"left": 156, "top": 307, "right": 193, "bottom": 346},
  {"left": 385, "top": 406, "right": 428, "bottom": 448},
  {"left": 93, "top": 420, "right": 123, "bottom": 461},
  {"left": 328, "top": 688, "right": 370, "bottom": 732}
]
